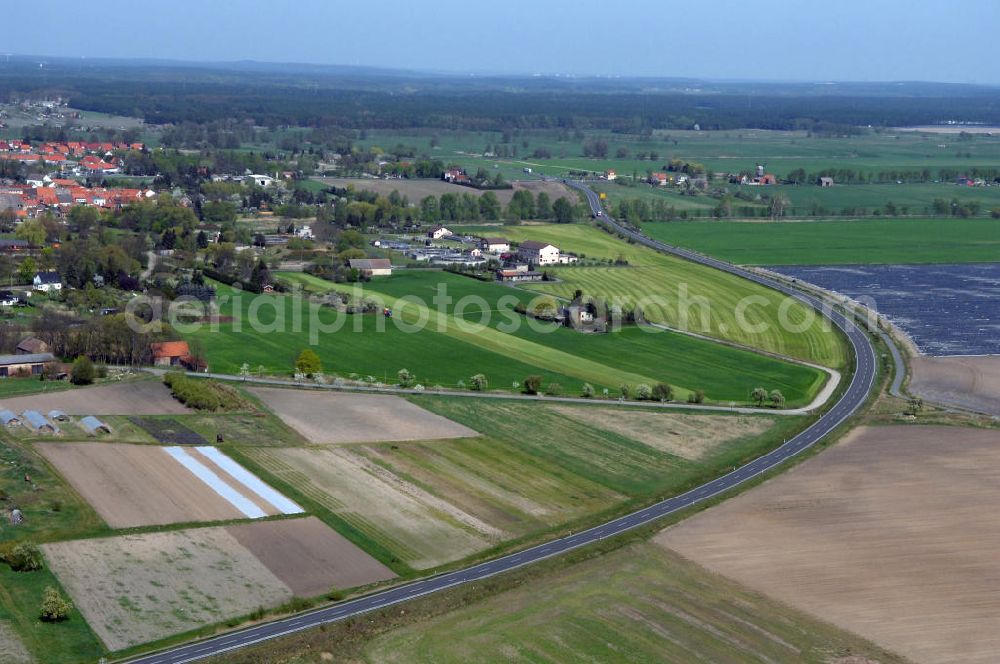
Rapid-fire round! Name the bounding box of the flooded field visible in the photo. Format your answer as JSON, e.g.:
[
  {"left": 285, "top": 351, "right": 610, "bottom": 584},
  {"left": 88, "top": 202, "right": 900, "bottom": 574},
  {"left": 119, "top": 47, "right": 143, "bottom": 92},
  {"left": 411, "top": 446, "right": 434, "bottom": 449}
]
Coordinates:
[{"left": 772, "top": 263, "right": 1000, "bottom": 356}]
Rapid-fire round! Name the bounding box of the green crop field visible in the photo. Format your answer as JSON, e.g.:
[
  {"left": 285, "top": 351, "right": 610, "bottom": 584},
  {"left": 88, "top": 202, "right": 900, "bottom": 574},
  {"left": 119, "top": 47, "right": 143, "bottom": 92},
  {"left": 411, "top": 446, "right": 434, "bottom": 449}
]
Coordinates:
[
  {"left": 457, "top": 223, "right": 848, "bottom": 368},
  {"left": 642, "top": 217, "right": 1000, "bottom": 265},
  {"left": 277, "top": 270, "right": 827, "bottom": 405},
  {"left": 361, "top": 542, "right": 904, "bottom": 664}
]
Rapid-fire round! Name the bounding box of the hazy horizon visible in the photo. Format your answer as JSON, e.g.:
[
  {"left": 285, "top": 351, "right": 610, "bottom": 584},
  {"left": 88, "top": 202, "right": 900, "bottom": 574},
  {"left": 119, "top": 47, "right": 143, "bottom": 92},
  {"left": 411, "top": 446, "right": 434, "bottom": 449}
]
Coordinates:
[{"left": 3, "top": 0, "right": 997, "bottom": 85}]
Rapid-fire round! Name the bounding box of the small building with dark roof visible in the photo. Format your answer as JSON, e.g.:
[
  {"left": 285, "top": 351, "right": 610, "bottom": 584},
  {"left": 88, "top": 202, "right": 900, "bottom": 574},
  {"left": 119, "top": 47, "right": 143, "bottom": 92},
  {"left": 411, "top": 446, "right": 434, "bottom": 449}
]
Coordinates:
[{"left": 0, "top": 353, "right": 55, "bottom": 377}]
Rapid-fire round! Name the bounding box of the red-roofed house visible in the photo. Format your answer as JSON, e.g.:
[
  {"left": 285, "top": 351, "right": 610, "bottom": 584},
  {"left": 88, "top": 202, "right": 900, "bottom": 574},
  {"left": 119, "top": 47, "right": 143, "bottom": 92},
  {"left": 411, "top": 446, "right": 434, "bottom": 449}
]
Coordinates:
[{"left": 150, "top": 341, "right": 191, "bottom": 367}]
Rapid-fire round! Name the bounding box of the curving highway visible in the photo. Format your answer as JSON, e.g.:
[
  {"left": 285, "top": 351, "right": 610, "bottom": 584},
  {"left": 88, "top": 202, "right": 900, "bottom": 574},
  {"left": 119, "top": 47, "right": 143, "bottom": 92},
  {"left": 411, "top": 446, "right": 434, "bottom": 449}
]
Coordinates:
[{"left": 125, "top": 182, "right": 878, "bottom": 664}]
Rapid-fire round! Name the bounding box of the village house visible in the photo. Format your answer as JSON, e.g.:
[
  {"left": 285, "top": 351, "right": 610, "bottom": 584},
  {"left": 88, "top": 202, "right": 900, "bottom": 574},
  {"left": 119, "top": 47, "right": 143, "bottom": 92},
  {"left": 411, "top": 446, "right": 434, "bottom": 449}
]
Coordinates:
[
  {"left": 428, "top": 225, "right": 454, "bottom": 240},
  {"left": 649, "top": 172, "right": 669, "bottom": 186},
  {"left": 818, "top": 176, "right": 835, "bottom": 187},
  {"left": 0, "top": 353, "right": 55, "bottom": 378},
  {"left": 0, "top": 291, "right": 19, "bottom": 307},
  {"left": 32, "top": 271, "right": 62, "bottom": 292},
  {"left": 480, "top": 237, "right": 511, "bottom": 253},
  {"left": 604, "top": 169, "right": 617, "bottom": 181},
  {"left": 16, "top": 337, "right": 49, "bottom": 355},
  {"left": 517, "top": 240, "right": 561, "bottom": 266},
  {"left": 442, "top": 168, "right": 470, "bottom": 184},
  {"left": 348, "top": 258, "right": 393, "bottom": 276},
  {"left": 150, "top": 341, "right": 191, "bottom": 367}
]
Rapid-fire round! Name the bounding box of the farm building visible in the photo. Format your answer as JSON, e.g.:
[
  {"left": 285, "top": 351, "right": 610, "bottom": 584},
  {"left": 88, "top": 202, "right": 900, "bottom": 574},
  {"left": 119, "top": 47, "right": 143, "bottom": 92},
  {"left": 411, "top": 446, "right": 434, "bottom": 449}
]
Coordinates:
[
  {"left": 0, "top": 410, "right": 20, "bottom": 426},
  {"left": 480, "top": 237, "right": 510, "bottom": 253},
  {"left": 348, "top": 258, "right": 393, "bottom": 277},
  {"left": 496, "top": 268, "right": 543, "bottom": 283},
  {"left": 818, "top": 176, "right": 835, "bottom": 187},
  {"left": 80, "top": 416, "right": 112, "bottom": 435},
  {"left": 22, "top": 410, "right": 59, "bottom": 434},
  {"left": 150, "top": 341, "right": 191, "bottom": 367},
  {"left": 16, "top": 336, "right": 49, "bottom": 355},
  {"left": 0, "top": 352, "right": 55, "bottom": 377}
]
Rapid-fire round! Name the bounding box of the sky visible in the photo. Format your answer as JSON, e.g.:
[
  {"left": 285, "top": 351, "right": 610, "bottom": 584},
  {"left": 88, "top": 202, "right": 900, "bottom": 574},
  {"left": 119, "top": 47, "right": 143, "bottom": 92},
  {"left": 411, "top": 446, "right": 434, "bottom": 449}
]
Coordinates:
[{"left": 5, "top": 0, "right": 998, "bottom": 84}]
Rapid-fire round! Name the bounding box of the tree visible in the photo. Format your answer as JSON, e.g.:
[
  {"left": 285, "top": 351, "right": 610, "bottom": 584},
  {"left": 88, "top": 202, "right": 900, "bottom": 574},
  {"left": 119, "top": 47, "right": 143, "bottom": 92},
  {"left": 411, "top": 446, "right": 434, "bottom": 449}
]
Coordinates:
[
  {"left": 635, "top": 384, "right": 653, "bottom": 400},
  {"left": 769, "top": 389, "right": 785, "bottom": 408},
  {"left": 17, "top": 257, "right": 36, "bottom": 285},
  {"left": 71, "top": 356, "right": 96, "bottom": 385},
  {"left": 581, "top": 382, "right": 595, "bottom": 398},
  {"left": 15, "top": 218, "right": 46, "bottom": 246},
  {"left": 652, "top": 383, "right": 673, "bottom": 402},
  {"left": 469, "top": 374, "right": 488, "bottom": 391},
  {"left": 619, "top": 384, "right": 631, "bottom": 400},
  {"left": 39, "top": 586, "right": 73, "bottom": 622},
  {"left": 479, "top": 191, "right": 501, "bottom": 220},
  {"left": 769, "top": 194, "right": 790, "bottom": 219},
  {"left": 552, "top": 197, "right": 576, "bottom": 223},
  {"left": 522, "top": 375, "right": 542, "bottom": 395},
  {"left": 535, "top": 192, "right": 552, "bottom": 219},
  {"left": 4, "top": 542, "right": 43, "bottom": 572},
  {"left": 751, "top": 386, "right": 767, "bottom": 407},
  {"left": 295, "top": 349, "right": 322, "bottom": 378},
  {"left": 397, "top": 368, "right": 414, "bottom": 387}
]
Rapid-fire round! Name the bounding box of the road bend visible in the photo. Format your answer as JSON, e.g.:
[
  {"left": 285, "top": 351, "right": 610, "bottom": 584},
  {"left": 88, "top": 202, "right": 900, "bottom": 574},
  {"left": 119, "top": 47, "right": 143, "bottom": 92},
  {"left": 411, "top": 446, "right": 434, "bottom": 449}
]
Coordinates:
[{"left": 125, "top": 181, "right": 878, "bottom": 664}]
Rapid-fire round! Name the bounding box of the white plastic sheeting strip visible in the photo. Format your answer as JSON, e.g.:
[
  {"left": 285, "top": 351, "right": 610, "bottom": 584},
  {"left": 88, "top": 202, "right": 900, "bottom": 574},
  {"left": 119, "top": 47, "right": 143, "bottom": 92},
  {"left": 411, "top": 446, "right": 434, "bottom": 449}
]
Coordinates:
[
  {"left": 164, "top": 447, "right": 266, "bottom": 519},
  {"left": 195, "top": 446, "right": 303, "bottom": 515}
]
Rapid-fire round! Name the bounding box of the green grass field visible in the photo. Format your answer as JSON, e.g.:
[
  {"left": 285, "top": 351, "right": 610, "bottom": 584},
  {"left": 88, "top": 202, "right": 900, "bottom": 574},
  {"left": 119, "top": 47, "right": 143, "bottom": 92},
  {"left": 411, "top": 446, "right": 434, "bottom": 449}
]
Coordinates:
[
  {"left": 0, "top": 438, "right": 109, "bottom": 662},
  {"left": 361, "top": 542, "right": 904, "bottom": 664},
  {"left": 358, "top": 127, "right": 1000, "bottom": 177},
  {"left": 456, "top": 224, "right": 847, "bottom": 368},
  {"left": 642, "top": 217, "right": 1000, "bottom": 264},
  {"left": 276, "top": 270, "right": 827, "bottom": 405}
]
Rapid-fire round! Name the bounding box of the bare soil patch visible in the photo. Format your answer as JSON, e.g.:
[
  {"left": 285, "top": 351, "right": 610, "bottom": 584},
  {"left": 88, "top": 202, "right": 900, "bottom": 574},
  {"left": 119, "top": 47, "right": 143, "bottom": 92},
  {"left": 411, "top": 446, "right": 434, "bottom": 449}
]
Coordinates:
[
  {"left": 313, "top": 178, "right": 575, "bottom": 206},
  {"left": 249, "top": 447, "right": 495, "bottom": 569},
  {"left": 548, "top": 406, "right": 774, "bottom": 460},
  {"left": 0, "top": 381, "right": 188, "bottom": 415},
  {"left": 226, "top": 517, "right": 395, "bottom": 596},
  {"left": 37, "top": 443, "right": 246, "bottom": 527},
  {"left": 658, "top": 425, "right": 1000, "bottom": 664},
  {"left": 910, "top": 355, "right": 1000, "bottom": 416},
  {"left": 42, "top": 528, "right": 292, "bottom": 651},
  {"left": 250, "top": 387, "right": 477, "bottom": 444},
  {"left": 0, "top": 621, "right": 32, "bottom": 664}
]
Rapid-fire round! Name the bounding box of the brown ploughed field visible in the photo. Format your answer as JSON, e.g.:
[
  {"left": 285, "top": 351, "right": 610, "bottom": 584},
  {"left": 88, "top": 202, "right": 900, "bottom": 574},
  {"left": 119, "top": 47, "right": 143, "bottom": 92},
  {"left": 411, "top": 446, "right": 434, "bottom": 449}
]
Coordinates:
[
  {"left": 658, "top": 425, "right": 1000, "bottom": 664},
  {"left": 37, "top": 443, "right": 246, "bottom": 527},
  {"left": 910, "top": 355, "right": 1000, "bottom": 416},
  {"left": 250, "top": 387, "right": 477, "bottom": 444},
  {"left": 0, "top": 380, "right": 188, "bottom": 415},
  {"left": 225, "top": 517, "right": 396, "bottom": 596}
]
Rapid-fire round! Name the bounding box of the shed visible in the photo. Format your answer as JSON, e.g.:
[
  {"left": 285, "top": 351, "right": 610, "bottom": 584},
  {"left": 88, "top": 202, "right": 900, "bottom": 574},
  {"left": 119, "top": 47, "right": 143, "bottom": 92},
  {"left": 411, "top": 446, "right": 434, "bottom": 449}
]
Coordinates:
[
  {"left": 0, "top": 409, "right": 20, "bottom": 426},
  {"left": 80, "top": 416, "right": 112, "bottom": 435},
  {"left": 22, "top": 410, "right": 59, "bottom": 434},
  {"left": 48, "top": 410, "right": 69, "bottom": 422}
]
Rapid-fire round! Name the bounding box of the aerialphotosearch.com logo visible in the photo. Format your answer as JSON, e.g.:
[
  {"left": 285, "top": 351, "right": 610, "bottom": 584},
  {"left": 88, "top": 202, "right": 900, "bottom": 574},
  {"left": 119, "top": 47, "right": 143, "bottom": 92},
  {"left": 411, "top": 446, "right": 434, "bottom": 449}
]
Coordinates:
[{"left": 123, "top": 280, "right": 879, "bottom": 344}]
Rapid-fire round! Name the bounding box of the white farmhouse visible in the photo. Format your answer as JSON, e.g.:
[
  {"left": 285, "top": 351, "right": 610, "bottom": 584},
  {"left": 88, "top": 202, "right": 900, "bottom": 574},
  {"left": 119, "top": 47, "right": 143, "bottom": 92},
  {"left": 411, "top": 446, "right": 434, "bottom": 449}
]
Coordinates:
[
  {"left": 517, "top": 240, "right": 561, "bottom": 266},
  {"left": 427, "top": 225, "right": 453, "bottom": 240},
  {"left": 32, "top": 272, "right": 62, "bottom": 293}
]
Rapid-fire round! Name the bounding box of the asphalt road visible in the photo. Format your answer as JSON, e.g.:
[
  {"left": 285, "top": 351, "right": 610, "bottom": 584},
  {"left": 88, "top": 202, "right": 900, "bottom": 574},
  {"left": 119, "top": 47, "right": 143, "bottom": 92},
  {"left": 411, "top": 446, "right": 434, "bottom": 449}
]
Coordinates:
[{"left": 124, "top": 183, "right": 878, "bottom": 664}]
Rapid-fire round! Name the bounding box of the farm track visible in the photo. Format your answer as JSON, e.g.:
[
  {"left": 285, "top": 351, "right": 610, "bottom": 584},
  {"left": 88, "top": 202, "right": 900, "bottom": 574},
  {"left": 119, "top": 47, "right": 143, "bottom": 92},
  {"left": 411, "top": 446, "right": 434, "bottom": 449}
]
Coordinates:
[{"left": 124, "top": 182, "right": 889, "bottom": 664}]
